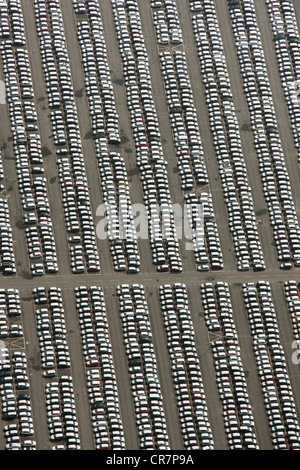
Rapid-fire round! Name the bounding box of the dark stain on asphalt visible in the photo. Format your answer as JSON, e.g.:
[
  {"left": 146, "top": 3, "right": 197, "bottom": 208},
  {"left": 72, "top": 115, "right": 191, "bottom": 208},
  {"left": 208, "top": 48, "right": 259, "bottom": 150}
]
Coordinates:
[
  {"left": 240, "top": 122, "right": 250, "bottom": 132},
  {"left": 127, "top": 167, "right": 139, "bottom": 177},
  {"left": 29, "top": 348, "right": 41, "bottom": 371},
  {"left": 84, "top": 130, "right": 93, "bottom": 140},
  {"left": 256, "top": 208, "right": 267, "bottom": 216},
  {"left": 20, "top": 269, "right": 32, "bottom": 280},
  {"left": 41, "top": 146, "right": 51, "bottom": 157},
  {"left": 120, "top": 132, "right": 129, "bottom": 144},
  {"left": 113, "top": 78, "right": 124, "bottom": 86},
  {"left": 16, "top": 220, "right": 26, "bottom": 230},
  {"left": 75, "top": 88, "right": 84, "bottom": 98}
]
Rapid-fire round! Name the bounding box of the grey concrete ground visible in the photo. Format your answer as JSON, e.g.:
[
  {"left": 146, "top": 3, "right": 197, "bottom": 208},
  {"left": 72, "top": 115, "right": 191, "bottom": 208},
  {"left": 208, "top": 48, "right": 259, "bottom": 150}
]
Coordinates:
[{"left": 0, "top": 0, "right": 300, "bottom": 450}]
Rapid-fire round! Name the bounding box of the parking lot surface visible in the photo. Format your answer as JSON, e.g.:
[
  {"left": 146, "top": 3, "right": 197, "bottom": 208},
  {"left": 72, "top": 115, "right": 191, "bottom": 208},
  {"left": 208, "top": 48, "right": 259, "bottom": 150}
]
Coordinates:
[{"left": 0, "top": 0, "right": 300, "bottom": 450}]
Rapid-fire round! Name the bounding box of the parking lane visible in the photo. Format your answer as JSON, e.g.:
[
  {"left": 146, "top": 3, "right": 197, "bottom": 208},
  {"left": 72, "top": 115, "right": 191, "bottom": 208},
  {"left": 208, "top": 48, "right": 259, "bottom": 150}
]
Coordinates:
[
  {"left": 1, "top": 0, "right": 300, "bottom": 450},
  {"left": 21, "top": 0, "right": 71, "bottom": 278}
]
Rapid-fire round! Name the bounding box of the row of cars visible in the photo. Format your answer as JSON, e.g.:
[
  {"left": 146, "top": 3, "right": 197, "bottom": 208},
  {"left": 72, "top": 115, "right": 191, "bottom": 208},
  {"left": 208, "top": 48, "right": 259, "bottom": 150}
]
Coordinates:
[
  {"left": 50, "top": 110, "right": 67, "bottom": 148},
  {"left": 190, "top": 0, "right": 266, "bottom": 272},
  {"left": 72, "top": 0, "right": 86, "bottom": 16},
  {"left": 152, "top": 5, "right": 209, "bottom": 192},
  {"left": 117, "top": 283, "right": 170, "bottom": 449},
  {"left": 75, "top": 285, "right": 108, "bottom": 368},
  {"left": 159, "top": 49, "right": 209, "bottom": 191},
  {"left": 86, "top": 368, "right": 124, "bottom": 451},
  {"left": 0, "top": 2, "right": 59, "bottom": 277},
  {"left": 184, "top": 192, "right": 223, "bottom": 270},
  {"left": 0, "top": 289, "right": 36, "bottom": 449},
  {"left": 7, "top": 0, "right": 26, "bottom": 47},
  {"left": 33, "top": 287, "right": 71, "bottom": 373},
  {"left": 0, "top": 194, "right": 16, "bottom": 276},
  {"left": 2, "top": 376, "right": 35, "bottom": 450},
  {"left": 266, "top": 0, "right": 300, "bottom": 162},
  {"left": 57, "top": 158, "right": 99, "bottom": 274},
  {"left": 153, "top": 0, "right": 183, "bottom": 46},
  {"left": 101, "top": 152, "right": 140, "bottom": 273},
  {"left": 82, "top": 0, "right": 121, "bottom": 145},
  {"left": 32, "top": 177, "right": 58, "bottom": 275},
  {"left": 75, "top": 13, "right": 140, "bottom": 273},
  {"left": 111, "top": 0, "right": 183, "bottom": 273},
  {"left": 0, "top": 151, "right": 16, "bottom": 275},
  {"left": 74, "top": 286, "right": 125, "bottom": 450},
  {"left": 0, "top": 317, "right": 22, "bottom": 341},
  {"left": 283, "top": 280, "right": 300, "bottom": 349},
  {"left": 0, "top": 288, "right": 22, "bottom": 339},
  {"left": 242, "top": 281, "right": 300, "bottom": 449},
  {"left": 14, "top": 48, "right": 35, "bottom": 105},
  {"left": 153, "top": 8, "right": 171, "bottom": 46},
  {"left": 158, "top": 283, "right": 214, "bottom": 450},
  {"left": 0, "top": 155, "right": 4, "bottom": 189},
  {"left": 34, "top": 0, "right": 101, "bottom": 274},
  {"left": 44, "top": 376, "right": 80, "bottom": 449},
  {"left": 200, "top": 282, "right": 258, "bottom": 449},
  {"left": 1, "top": 349, "right": 31, "bottom": 407},
  {"left": 228, "top": 0, "right": 300, "bottom": 268}
]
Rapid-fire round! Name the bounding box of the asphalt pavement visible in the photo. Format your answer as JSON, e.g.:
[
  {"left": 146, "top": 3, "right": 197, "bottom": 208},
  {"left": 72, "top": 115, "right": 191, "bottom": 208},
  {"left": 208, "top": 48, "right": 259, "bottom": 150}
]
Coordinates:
[{"left": 0, "top": 0, "right": 300, "bottom": 450}]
